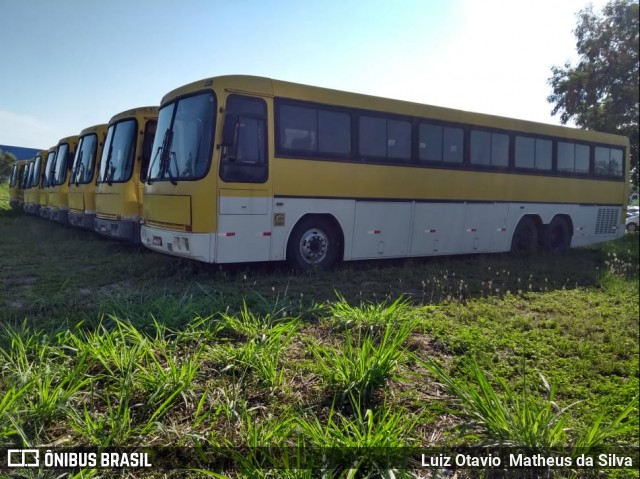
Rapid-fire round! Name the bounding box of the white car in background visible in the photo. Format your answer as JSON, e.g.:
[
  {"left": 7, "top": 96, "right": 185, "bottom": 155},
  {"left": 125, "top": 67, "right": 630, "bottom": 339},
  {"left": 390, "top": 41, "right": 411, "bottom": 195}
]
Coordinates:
[{"left": 626, "top": 213, "right": 639, "bottom": 232}]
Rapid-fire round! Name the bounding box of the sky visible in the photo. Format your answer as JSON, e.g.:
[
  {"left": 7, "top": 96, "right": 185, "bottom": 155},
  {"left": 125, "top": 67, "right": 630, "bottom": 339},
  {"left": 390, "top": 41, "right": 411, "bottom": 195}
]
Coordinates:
[{"left": 0, "top": 0, "right": 610, "bottom": 149}]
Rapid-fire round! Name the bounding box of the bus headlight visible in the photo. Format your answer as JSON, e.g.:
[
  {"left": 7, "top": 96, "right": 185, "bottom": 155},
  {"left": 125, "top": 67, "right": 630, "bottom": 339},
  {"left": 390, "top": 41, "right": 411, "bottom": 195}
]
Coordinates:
[{"left": 174, "top": 236, "right": 190, "bottom": 252}]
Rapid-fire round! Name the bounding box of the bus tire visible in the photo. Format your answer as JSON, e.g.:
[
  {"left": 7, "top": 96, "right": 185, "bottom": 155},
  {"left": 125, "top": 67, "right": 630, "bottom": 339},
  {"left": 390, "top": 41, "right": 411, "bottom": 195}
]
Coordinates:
[
  {"left": 510, "top": 216, "right": 538, "bottom": 255},
  {"left": 287, "top": 216, "right": 339, "bottom": 271},
  {"left": 543, "top": 216, "right": 572, "bottom": 254}
]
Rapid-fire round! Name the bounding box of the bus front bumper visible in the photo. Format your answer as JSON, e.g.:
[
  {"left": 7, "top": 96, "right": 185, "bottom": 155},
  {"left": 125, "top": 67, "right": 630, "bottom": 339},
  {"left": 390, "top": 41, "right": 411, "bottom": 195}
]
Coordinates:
[
  {"left": 95, "top": 218, "right": 140, "bottom": 243},
  {"left": 141, "top": 225, "right": 212, "bottom": 263}
]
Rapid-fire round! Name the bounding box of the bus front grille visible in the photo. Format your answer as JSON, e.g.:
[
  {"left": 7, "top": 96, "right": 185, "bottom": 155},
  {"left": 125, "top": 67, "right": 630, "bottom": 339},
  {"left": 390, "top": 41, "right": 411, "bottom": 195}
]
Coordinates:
[
  {"left": 96, "top": 213, "right": 120, "bottom": 221},
  {"left": 145, "top": 219, "right": 190, "bottom": 232}
]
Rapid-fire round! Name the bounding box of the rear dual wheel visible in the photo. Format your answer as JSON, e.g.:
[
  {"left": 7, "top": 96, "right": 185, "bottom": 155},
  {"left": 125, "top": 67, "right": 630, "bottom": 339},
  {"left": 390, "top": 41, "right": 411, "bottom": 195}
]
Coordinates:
[
  {"left": 510, "top": 217, "right": 538, "bottom": 255},
  {"left": 511, "top": 216, "right": 572, "bottom": 255},
  {"left": 543, "top": 216, "right": 571, "bottom": 254}
]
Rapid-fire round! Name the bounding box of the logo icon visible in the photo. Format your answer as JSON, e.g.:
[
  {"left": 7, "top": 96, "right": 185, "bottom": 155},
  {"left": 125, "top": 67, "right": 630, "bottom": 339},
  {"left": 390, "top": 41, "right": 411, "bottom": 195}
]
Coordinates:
[{"left": 7, "top": 449, "right": 40, "bottom": 467}]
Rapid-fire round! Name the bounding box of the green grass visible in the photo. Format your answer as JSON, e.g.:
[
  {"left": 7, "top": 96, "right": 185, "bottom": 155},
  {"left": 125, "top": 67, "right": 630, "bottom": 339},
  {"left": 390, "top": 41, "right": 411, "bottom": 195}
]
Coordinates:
[{"left": 0, "top": 185, "right": 638, "bottom": 478}]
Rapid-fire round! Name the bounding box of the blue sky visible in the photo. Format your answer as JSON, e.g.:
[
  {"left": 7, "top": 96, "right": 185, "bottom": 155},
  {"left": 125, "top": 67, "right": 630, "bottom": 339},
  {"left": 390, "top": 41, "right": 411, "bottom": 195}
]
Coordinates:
[{"left": 0, "top": 0, "right": 608, "bottom": 149}]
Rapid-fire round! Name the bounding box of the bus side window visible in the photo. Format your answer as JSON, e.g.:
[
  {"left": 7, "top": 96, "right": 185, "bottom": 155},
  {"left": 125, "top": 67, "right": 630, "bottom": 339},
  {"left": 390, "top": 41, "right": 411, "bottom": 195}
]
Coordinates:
[{"left": 220, "top": 95, "right": 268, "bottom": 183}]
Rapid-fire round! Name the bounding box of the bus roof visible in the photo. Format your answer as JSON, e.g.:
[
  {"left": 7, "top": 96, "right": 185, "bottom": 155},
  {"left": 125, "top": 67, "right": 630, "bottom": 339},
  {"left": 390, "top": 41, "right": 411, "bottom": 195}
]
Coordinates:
[
  {"left": 109, "top": 106, "right": 159, "bottom": 124},
  {"left": 79, "top": 123, "right": 108, "bottom": 136},
  {"left": 161, "top": 74, "right": 628, "bottom": 147}
]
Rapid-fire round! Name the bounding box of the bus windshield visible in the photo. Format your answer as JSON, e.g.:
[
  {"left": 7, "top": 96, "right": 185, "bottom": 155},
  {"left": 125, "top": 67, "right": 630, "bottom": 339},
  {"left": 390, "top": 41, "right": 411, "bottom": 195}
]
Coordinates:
[
  {"left": 147, "top": 91, "right": 215, "bottom": 182},
  {"left": 30, "top": 157, "right": 41, "bottom": 188},
  {"left": 98, "top": 120, "right": 137, "bottom": 184},
  {"left": 53, "top": 144, "right": 70, "bottom": 186},
  {"left": 71, "top": 134, "right": 98, "bottom": 184},
  {"left": 10, "top": 165, "right": 18, "bottom": 187},
  {"left": 43, "top": 151, "right": 56, "bottom": 187},
  {"left": 22, "top": 164, "right": 31, "bottom": 189}
]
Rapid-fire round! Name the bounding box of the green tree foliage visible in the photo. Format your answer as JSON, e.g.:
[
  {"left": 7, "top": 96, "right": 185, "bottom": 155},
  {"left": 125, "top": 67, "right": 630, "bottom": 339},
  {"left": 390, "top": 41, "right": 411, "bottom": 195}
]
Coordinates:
[
  {"left": 0, "top": 149, "right": 18, "bottom": 183},
  {"left": 548, "top": 0, "right": 639, "bottom": 185}
]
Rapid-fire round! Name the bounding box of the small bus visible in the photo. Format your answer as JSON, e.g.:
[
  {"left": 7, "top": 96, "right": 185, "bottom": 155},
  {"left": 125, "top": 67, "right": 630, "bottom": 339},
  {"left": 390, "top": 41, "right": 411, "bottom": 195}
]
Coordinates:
[
  {"left": 9, "top": 160, "right": 28, "bottom": 209},
  {"left": 39, "top": 147, "right": 58, "bottom": 219},
  {"left": 23, "top": 150, "right": 47, "bottom": 215},
  {"left": 48, "top": 135, "right": 79, "bottom": 223},
  {"left": 141, "top": 75, "right": 629, "bottom": 269},
  {"left": 94, "top": 107, "right": 158, "bottom": 242},
  {"left": 68, "top": 124, "right": 108, "bottom": 229}
]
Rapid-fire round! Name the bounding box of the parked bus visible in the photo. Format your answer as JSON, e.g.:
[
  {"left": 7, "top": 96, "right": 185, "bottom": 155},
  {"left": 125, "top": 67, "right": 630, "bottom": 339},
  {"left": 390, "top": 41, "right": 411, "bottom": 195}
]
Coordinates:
[
  {"left": 68, "top": 124, "right": 108, "bottom": 229},
  {"left": 94, "top": 107, "right": 158, "bottom": 242},
  {"left": 19, "top": 160, "right": 33, "bottom": 211},
  {"left": 23, "top": 150, "right": 47, "bottom": 215},
  {"left": 39, "top": 147, "right": 58, "bottom": 218},
  {"left": 9, "top": 160, "right": 28, "bottom": 209},
  {"left": 48, "top": 135, "right": 79, "bottom": 223},
  {"left": 141, "top": 75, "right": 630, "bottom": 269}
]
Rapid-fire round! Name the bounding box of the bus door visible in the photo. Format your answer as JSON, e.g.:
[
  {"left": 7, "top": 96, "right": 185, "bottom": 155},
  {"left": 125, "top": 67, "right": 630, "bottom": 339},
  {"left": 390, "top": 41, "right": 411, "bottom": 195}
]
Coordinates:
[{"left": 216, "top": 94, "right": 271, "bottom": 263}]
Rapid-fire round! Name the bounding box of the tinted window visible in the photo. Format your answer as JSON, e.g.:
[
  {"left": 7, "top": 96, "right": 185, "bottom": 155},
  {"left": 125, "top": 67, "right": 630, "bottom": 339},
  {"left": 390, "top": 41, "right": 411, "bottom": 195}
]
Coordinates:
[
  {"left": 420, "top": 124, "right": 463, "bottom": 163},
  {"left": 318, "top": 110, "right": 350, "bottom": 154},
  {"left": 559, "top": 141, "right": 592, "bottom": 174},
  {"left": 359, "top": 116, "right": 386, "bottom": 157},
  {"left": 279, "top": 104, "right": 351, "bottom": 155},
  {"left": 220, "top": 95, "right": 267, "bottom": 183},
  {"left": 595, "top": 146, "right": 623, "bottom": 177},
  {"left": 471, "top": 130, "right": 508, "bottom": 167},
  {"left": 515, "top": 136, "right": 551, "bottom": 170},
  {"left": 359, "top": 115, "right": 410, "bottom": 160}
]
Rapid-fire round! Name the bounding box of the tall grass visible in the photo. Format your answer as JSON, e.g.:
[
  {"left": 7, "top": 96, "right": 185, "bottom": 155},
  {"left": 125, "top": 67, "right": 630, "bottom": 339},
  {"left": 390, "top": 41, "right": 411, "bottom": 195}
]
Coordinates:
[{"left": 416, "top": 355, "right": 638, "bottom": 453}]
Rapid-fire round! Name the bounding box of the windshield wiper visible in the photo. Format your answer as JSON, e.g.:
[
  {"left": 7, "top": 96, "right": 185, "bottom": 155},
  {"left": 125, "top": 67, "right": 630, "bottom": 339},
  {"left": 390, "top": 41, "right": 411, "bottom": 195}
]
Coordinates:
[
  {"left": 103, "top": 144, "right": 113, "bottom": 184},
  {"left": 147, "top": 145, "right": 163, "bottom": 185}
]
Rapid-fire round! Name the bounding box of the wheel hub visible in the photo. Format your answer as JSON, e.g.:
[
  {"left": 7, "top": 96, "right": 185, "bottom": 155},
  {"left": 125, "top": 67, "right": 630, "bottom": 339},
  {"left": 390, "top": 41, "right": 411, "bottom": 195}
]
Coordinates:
[{"left": 300, "top": 229, "right": 328, "bottom": 263}]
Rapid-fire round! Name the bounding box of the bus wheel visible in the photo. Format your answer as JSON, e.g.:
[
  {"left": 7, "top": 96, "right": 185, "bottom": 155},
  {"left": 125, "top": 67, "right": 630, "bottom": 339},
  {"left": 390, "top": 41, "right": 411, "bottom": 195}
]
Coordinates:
[
  {"left": 510, "top": 217, "right": 538, "bottom": 255},
  {"left": 287, "top": 217, "right": 339, "bottom": 271},
  {"left": 543, "top": 216, "right": 571, "bottom": 254}
]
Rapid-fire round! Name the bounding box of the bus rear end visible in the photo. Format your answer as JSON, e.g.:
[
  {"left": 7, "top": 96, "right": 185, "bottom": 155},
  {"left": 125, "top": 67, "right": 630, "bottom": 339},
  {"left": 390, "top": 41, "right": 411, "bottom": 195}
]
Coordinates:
[
  {"left": 69, "top": 124, "right": 107, "bottom": 229},
  {"left": 94, "top": 107, "right": 158, "bottom": 242},
  {"left": 49, "top": 135, "right": 79, "bottom": 224}
]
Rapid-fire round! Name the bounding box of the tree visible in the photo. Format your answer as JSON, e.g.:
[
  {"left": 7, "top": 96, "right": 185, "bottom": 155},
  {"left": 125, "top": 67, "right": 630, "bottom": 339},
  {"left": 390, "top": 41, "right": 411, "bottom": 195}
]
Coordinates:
[
  {"left": 548, "top": 0, "right": 639, "bottom": 186},
  {"left": 0, "top": 149, "right": 17, "bottom": 183}
]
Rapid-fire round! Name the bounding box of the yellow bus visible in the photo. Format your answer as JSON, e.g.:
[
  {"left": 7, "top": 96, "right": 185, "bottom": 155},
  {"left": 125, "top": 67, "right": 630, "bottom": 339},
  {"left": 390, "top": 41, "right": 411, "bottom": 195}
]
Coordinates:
[
  {"left": 141, "top": 75, "right": 629, "bottom": 269},
  {"left": 23, "top": 150, "right": 47, "bottom": 215},
  {"left": 48, "top": 135, "right": 79, "bottom": 223},
  {"left": 68, "top": 124, "right": 108, "bottom": 229},
  {"left": 39, "top": 147, "right": 58, "bottom": 218},
  {"left": 21, "top": 159, "right": 34, "bottom": 213},
  {"left": 9, "top": 159, "right": 28, "bottom": 209},
  {"left": 94, "top": 107, "right": 158, "bottom": 242}
]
